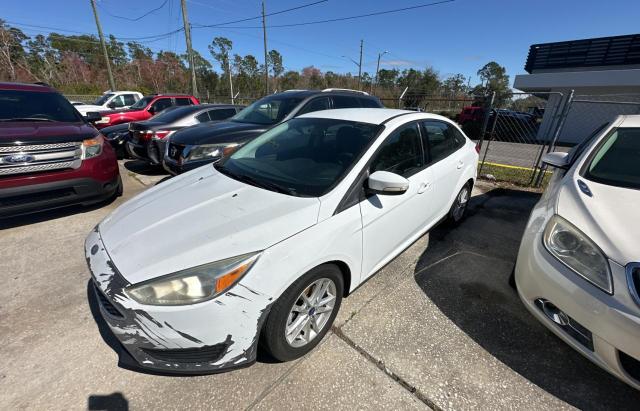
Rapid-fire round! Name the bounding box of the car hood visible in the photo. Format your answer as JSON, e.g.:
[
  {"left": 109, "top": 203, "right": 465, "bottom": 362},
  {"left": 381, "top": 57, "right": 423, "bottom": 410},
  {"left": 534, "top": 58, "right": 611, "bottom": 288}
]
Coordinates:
[
  {"left": 171, "top": 121, "right": 267, "bottom": 145},
  {"left": 76, "top": 104, "right": 106, "bottom": 113},
  {"left": 557, "top": 177, "right": 640, "bottom": 265},
  {"left": 0, "top": 122, "right": 97, "bottom": 144},
  {"left": 98, "top": 165, "right": 320, "bottom": 284}
]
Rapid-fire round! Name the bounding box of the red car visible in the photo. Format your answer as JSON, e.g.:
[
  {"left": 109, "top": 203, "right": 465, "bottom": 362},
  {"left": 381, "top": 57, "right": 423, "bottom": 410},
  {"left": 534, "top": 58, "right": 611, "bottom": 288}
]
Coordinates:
[
  {"left": 0, "top": 82, "right": 121, "bottom": 218},
  {"left": 92, "top": 94, "right": 200, "bottom": 129}
]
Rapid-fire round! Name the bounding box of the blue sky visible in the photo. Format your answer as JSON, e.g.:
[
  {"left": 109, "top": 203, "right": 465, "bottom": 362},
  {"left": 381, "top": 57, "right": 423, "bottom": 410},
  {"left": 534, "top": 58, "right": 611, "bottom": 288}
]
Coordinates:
[{"left": 4, "top": 0, "right": 640, "bottom": 86}]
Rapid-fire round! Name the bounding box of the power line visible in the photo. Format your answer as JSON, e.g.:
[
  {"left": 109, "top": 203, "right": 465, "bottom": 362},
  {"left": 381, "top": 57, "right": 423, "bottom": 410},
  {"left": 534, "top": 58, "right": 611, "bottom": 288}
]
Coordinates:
[
  {"left": 5, "top": 19, "right": 183, "bottom": 41},
  {"left": 97, "top": 0, "right": 170, "bottom": 22},
  {"left": 192, "top": 0, "right": 327, "bottom": 28},
  {"left": 199, "top": 0, "right": 455, "bottom": 29}
]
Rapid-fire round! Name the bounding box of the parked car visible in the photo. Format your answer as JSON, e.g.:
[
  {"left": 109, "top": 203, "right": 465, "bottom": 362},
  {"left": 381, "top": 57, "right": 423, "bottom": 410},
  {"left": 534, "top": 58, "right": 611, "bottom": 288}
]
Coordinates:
[
  {"left": 86, "top": 108, "right": 478, "bottom": 373},
  {"left": 0, "top": 82, "right": 121, "bottom": 218},
  {"left": 163, "top": 89, "right": 383, "bottom": 175},
  {"left": 73, "top": 91, "right": 143, "bottom": 115},
  {"left": 100, "top": 123, "right": 131, "bottom": 159},
  {"left": 514, "top": 116, "right": 640, "bottom": 389},
  {"left": 91, "top": 94, "right": 199, "bottom": 129},
  {"left": 127, "top": 104, "right": 243, "bottom": 165}
]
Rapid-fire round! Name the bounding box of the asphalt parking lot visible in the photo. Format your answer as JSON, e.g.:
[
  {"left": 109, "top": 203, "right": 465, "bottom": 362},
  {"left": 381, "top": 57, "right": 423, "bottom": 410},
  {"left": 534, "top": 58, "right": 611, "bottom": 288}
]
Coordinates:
[{"left": 2, "top": 160, "right": 639, "bottom": 410}]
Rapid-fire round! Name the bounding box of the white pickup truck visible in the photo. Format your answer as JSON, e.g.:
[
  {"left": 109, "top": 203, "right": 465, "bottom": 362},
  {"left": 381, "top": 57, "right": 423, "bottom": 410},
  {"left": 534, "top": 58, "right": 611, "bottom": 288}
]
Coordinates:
[{"left": 73, "top": 91, "right": 143, "bottom": 115}]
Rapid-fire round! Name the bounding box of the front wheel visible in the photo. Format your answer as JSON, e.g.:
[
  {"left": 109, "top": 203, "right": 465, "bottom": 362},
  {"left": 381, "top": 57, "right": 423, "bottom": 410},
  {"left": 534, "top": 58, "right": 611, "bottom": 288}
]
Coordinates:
[
  {"left": 261, "top": 264, "right": 343, "bottom": 362},
  {"left": 448, "top": 183, "right": 471, "bottom": 224}
]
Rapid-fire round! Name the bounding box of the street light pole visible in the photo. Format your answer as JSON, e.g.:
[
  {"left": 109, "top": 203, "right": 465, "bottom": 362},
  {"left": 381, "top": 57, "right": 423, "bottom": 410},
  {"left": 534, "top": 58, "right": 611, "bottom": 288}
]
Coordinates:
[
  {"left": 180, "top": 0, "right": 198, "bottom": 97},
  {"left": 372, "top": 50, "right": 389, "bottom": 94},
  {"left": 89, "top": 0, "right": 116, "bottom": 91},
  {"left": 261, "top": 0, "right": 269, "bottom": 95},
  {"left": 357, "top": 39, "right": 363, "bottom": 90}
]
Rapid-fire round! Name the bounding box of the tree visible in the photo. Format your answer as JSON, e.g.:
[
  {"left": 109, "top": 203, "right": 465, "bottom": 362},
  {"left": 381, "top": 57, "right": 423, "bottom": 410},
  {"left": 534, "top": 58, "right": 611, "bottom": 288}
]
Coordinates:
[
  {"left": 442, "top": 74, "right": 468, "bottom": 96},
  {"left": 376, "top": 68, "right": 399, "bottom": 89},
  {"left": 474, "top": 61, "right": 511, "bottom": 105},
  {"left": 267, "top": 49, "right": 283, "bottom": 78},
  {"left": 280, "top": 70, "right": 300, "bottom": 90},
  {"left": 0, "top": 20, "right": 29, "bottom": 81}
]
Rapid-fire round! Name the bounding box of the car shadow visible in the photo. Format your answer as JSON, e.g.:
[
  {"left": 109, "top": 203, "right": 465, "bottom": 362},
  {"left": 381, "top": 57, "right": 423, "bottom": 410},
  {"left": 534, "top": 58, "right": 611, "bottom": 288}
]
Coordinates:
[
  {"left": 413, "top": 188, "right": 640, "bottom": 409},
  {"left": 87, "top": 392, "right": 128, "bottom": 411},
  {"left": 0, "top": 196, "right": 117, "bottom": 230},
  {"left": 123, "top": 160, "right": 166, "bottom": 176},
  {"left": 86, "top": 281, "right": 279, "bottom": 377}
]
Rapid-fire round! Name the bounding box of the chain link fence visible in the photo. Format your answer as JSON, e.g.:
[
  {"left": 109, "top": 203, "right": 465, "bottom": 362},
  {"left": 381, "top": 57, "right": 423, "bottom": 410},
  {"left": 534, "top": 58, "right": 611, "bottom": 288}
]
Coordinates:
[
  {"left": 64, "top": 94, "right": 102, "bottom": 104},
  {"left": 476, "top": 91, "right": 640, "bottom": 187}
]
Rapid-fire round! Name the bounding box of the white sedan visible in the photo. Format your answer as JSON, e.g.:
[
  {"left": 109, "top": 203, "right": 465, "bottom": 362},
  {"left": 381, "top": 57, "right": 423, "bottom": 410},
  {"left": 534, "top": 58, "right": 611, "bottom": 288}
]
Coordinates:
[
  {"left": 85, "top": 108, "right": 478, "bottom": 373},
  {"left": 515, "top": 115, "right": 640, "bottom": 389}
]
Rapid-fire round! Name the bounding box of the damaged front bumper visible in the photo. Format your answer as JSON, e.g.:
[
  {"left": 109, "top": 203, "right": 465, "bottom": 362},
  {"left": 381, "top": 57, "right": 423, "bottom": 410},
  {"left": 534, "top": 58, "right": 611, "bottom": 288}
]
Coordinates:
[{"left": 85, "top": 227, "right": 273, "bottom": 374}]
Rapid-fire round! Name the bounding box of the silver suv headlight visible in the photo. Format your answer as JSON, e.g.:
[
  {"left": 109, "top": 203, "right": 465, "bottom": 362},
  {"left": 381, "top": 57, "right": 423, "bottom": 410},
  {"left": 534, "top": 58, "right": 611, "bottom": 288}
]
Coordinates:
[
  {"left": 126, "top": 252, "right": 260, "bottom": 305},
  {"left": 543, "top": 215, "right": 612, "bottom": 294}
]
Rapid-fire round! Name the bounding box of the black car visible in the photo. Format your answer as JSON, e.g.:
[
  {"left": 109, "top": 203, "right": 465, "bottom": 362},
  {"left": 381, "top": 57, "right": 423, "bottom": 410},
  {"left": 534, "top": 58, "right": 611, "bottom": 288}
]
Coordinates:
[
  {"left": 163, "top": 89, "right": 383, "bottom": 175},
  {"left": 100, "top": 122, "right": 131, "bottom": 159},
  {"left": 126, "top": 104, "right": 243, "bottom": 165}
]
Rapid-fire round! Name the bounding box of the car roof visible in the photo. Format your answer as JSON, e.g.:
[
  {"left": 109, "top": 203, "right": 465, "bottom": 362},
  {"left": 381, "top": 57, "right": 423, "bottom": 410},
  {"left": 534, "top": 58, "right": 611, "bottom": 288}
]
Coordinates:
[
  {"left": 620, "top": 114, "right": 640, "bottom": 128},
  {"left": 0, "top": 82, "right": 56, "bottom": 93},
  {"left": 297, "top": 108, "right": 452, "bottom": 125},
  {"left": 273, "top": 89, "right": 378, "bottom": 99}
]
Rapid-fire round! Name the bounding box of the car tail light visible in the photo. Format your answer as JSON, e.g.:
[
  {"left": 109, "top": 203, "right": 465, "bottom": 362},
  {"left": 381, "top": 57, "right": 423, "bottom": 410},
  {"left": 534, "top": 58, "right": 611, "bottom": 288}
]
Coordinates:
[
  {"left": 153, "top": 130, "right": 175, "bottom": 139},
  {"left": 475, "top": 143, "right": 481, "bottom": 154}
]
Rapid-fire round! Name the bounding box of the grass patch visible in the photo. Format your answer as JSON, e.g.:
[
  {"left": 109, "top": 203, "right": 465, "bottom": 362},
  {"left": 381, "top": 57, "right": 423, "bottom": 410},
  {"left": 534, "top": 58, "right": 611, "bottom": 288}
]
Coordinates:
[{"left": 478, "top": 162, "right": 552, "bottom": 188}]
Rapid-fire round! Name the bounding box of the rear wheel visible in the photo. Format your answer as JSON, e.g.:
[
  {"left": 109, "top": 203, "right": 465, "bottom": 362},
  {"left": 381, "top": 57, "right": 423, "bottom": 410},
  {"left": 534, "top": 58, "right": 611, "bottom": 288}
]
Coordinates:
[
  {"left": 449, "top": 183, "right": 470, "bottom": 224},
  {"left": 262, "top": 264, "right": 343, "bottom": 361}
]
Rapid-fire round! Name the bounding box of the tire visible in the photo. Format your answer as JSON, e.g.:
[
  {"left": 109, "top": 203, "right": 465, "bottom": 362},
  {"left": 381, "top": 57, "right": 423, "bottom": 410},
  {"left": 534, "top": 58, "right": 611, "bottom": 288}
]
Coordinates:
[
  {"left": 508, "top": 266, "right": 517, "bottom": 291},
  {"left": 261, "top": 264, "right": 344, "bottom": 362},
  {"left": 114, "top": 175, "right": 123, "bottom": 198},
  {"left": 448, "top": 183, "right": 471, "bottom": 224}
]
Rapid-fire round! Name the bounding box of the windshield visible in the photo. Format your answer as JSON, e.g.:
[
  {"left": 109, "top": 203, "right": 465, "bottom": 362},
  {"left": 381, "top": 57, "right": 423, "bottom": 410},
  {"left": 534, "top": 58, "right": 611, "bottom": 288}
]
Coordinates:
[
  {"left": 583, "top": 127, "right": 640, "bottom": 190},
  {"left": 130, "top": 96, "right": 153, "bottom": 110},
  {"left": 231, "top": 95, "right": 303, "bottom": 125},
  {"left": 217, "top": 118, "right": 380, "bottom": 197},
  {"left": 94, "top": 93, "right": 114, "bottom": 106},
  {"left": 150, "top": 105, "right": 200, "bottom": 122},
  {"left": 0, "top": 90, "right": 82, "bottom": 122}
]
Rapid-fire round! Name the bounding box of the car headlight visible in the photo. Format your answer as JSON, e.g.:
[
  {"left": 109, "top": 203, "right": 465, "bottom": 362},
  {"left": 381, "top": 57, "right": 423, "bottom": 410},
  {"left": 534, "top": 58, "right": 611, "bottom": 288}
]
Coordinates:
[
  {"left": 125, "top": 252, "right": 261, "bottom": 305},
  {"left": 188, "top": 143, "right": 239, "bottom": 161},
  {"left": 543, "top": 215, "right": 612, "bottom": 294},
  {"left": 81, "top": 135, "right": 104, "bottom": 159}
]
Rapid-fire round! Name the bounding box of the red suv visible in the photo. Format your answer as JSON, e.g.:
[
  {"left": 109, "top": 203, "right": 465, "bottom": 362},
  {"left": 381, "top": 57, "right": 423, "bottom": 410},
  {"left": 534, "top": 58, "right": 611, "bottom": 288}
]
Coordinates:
[
  {"left": 0, "top": 82, "right": 121, "bottom": 217},
  {"left": 92, "top": 94, "right": 200, "bottom": 129}
]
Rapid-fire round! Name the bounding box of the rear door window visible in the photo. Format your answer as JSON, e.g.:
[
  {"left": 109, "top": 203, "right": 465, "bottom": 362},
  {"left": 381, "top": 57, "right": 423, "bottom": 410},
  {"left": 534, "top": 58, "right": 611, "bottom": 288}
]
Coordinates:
[
  {"left": 175, "top": 98, "right": 192, "bottom": 106},
  {"left": 359, "top": 97, "right": 382, "bottom": 108},
  {"left": 421, "top": 121, "right": 460, "bottom": 163},
  {"left": 195, "top": 112, "right": 212, "bottom": 122},
  {"left": 122, "top": 94, "right": 136, "bottom": 106},
  {"left": 298, "top": 97, "right": 331, "bottom": 115},
  {"left": 332, "top": 96, "right": 361, "bottom": 109}
]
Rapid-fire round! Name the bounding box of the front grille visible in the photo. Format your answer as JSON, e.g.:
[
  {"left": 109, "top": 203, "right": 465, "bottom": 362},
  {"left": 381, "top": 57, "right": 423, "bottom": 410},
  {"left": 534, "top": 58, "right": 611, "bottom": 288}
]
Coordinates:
[
  {"left": 626, "top": 263, "right": 640, "bottom": 308},
  {"left": 620, "top": 351, "right": 640, "bottom": 382},
  {"left": 93, "top": 284, "right": 124, "bottom": 318},
  {"left": 0, "top": 141, "right": 81, "bottom": 176},
  {"left": 141, "top": 341, "right": 230, "bottom": 364}
]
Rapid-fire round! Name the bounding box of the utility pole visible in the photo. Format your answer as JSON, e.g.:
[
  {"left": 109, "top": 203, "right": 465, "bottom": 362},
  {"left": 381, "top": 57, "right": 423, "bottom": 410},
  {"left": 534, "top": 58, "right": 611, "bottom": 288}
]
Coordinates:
[
  {"left": 371, "top": 50, "right": 388, "bottom": 94},
  {"left": 180, "top": 0, "right": 198, "bottom": 97},
  {"left": 90, "top": 0, "right": 116, "bottom": 91},
  {"left": 357, "top": 39, "right": 363, "bottom": 90},
  {"left": 261, "top": 1, "right": 269, "bottom": 95},
  {"left": 228, "top": 59, "right": 234, "bottom": 104}
]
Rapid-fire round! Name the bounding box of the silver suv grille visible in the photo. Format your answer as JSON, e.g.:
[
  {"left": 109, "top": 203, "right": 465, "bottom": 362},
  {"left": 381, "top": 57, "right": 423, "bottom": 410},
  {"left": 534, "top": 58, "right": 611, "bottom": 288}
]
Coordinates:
[{"left": 0, "top": 141, "right": 81, "bottom": 176}]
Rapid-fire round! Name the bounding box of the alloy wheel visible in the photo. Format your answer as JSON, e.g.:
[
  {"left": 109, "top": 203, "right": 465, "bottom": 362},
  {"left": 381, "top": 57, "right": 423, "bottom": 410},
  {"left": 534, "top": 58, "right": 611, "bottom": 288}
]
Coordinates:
[
  {"left": 452, "top": 186, "right": 470, "bottom": 221},
  {"left": 285, "top": 278, "right": 337, "bottom": 348}
]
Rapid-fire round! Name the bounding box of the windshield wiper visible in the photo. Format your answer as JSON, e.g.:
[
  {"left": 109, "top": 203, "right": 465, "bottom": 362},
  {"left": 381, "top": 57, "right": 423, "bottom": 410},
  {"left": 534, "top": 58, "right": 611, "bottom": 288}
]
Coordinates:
[
  {"left": 215, "top": 163, "right": 297, "bottom": 196},
  {"left": 0, "top": 117, "right": 56, "bottom": 122}
]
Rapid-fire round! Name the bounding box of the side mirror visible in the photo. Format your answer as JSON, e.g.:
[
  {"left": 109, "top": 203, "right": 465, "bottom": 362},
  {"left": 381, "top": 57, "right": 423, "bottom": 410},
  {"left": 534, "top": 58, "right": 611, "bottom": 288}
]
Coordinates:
[
  {"left": 542, "top": 152, "right": 570, "bottom": 169},
  {"left": 366, "top": 171, "right": 409, "bottom": 195},
  {"left": 84, "top": 112, "right": 102, "bottom": 123},
  {"left": 107, "top": 102, "right": 116, "bottom": 109}
]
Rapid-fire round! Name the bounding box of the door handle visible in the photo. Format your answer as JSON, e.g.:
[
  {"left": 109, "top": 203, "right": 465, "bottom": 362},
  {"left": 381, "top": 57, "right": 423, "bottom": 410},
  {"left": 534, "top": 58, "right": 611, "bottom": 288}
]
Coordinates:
[
  {"left": 418, "top": 182, "right": 431, "bottom": 194},
  {"left": 457, "top": 161, "right": 464, "bottom": 169}
]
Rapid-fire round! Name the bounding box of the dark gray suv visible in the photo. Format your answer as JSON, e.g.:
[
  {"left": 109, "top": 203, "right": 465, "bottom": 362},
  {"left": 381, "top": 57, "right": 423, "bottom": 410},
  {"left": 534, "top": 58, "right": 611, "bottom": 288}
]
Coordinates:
[{"left": 163, "top": 89, "right": 384, "bottom": 175}]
